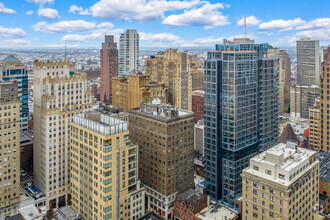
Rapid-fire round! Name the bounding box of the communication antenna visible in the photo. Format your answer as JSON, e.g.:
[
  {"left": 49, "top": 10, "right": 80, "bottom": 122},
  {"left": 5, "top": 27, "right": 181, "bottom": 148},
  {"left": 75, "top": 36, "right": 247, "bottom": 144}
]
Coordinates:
[{"left": 244, "top": 16, "right": 247, "bottom": 38}]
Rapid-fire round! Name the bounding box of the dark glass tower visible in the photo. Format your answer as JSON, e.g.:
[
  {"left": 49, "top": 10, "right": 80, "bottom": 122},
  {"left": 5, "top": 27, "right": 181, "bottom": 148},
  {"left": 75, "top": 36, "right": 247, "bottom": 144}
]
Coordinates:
[{"left": 204, "top": 38, "right": 279, "bottom": 208}]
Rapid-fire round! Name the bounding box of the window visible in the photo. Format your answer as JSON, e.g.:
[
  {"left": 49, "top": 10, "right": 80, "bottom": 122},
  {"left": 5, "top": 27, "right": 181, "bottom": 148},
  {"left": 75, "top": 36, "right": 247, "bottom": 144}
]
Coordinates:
[
  {"left": 253, "top": 165, "right": 259, "bottom": 171},
  {"left": 266, "top": 170, "right": 272, "bottom": 175},
  {"left": 279, "top": 174, "right": 285, "bottom": 179}
]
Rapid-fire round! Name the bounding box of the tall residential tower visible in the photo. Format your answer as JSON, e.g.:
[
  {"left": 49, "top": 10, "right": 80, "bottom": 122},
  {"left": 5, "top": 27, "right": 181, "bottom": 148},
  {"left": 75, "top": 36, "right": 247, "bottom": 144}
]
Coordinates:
[
  {"left": 204, "top": 38, "right": 279, "bottom": 207},
  {"left": 71, "top": 112, "right": 145, "bottom": 220},
  {"left": 145, "top": 49, "right": 192, "bottom": 111},
  {"left": 0, "top": 55, "right": 29, "bottom": 131},
  {"left": 297, "top": 37, "right": 320, "bottom": 86},
  {"left": 100, "top": 35, "right": 119, "bottom": 104},
  {"left": 129, "top": 102, "right": 195, "bottom": 219},
  {"left": 0, "top": 81, "right": 20, "bottom": 218},
  {"left": 119, "top": 29, "right": 139, "bottom": 75},
  {"left": 33, "top": 60, "right": 92, "bottom": 208}
]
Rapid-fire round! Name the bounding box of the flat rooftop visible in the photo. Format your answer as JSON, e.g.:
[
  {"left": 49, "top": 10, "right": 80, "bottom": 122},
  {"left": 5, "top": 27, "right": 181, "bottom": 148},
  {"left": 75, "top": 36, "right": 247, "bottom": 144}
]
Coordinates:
[
  {"left": 73, "top": 111, "right": 127, "bottom": 136},
  {"left": 131, "top": 102, "right": 192, "bottom": 120},
  {"left": 196, "top": 204, "right": 238, "bottom": 220},
  {"left": 243, "top": 141, "right": 317, "bottom": 186}
]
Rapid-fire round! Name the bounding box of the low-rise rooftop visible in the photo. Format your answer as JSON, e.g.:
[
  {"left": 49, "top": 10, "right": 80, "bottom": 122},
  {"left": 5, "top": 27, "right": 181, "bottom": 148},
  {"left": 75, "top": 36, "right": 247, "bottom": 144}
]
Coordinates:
[
  {"left": 243, "top": 141, "right": 317, "bottom": 186},
  {"left": 195, "top": 203, "right": 239, "bottom": 220},
  {"left": 73, "top": 111, "right": 127, "bottom": 136}
]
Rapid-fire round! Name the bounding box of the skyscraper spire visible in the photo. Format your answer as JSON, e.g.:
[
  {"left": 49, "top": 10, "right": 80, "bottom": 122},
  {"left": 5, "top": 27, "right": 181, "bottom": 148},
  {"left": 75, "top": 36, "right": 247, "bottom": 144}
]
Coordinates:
[
  {"left": 244, "top": 16, "right": 247, "bottom": 38},
  {"left": 64, "top": 44, "right": 67, "bottom": 60}
]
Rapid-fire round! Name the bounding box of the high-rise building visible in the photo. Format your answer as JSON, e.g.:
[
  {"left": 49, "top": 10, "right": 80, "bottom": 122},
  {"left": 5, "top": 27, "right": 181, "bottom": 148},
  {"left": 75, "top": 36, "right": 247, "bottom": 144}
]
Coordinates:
[
  {"left": 128, "top": 102, "right": 195, "bottom": 219},
  {"left": 119, "top": 29, "right": 139, "bottom": 75},
  {"left": 297, "top": 37, "right": 320, "bottom": 86},
  {"left": 145, "top": 49, "right": 192, "bottom": 111},
  {"left": 320, "top": 47, "right": 330, "bottom": 152},
  {"left": 241, "top": 141, "right": 319, "bottom": 220},
  {"left": 100, "top": 35, "right": 118, "bottom": 104},
  {"left": 192, "top": 90, "right": 204, "bottom": 123},
  {"left": 190, "top": 69, "right": 204, "bottom": 91},
  {"left": 290, "top": 85, "right": 319, "bottom": 119},
  {"left": 70, "top": 111, "right": 145, "bottom": 220},
  {"left": 309, "top": 98, "right": 321, "bottom": 151},
  {"left": 321, "top": 46, "right": 328, "bottom": 63},
  {"left": 0, "top": 55, "right": 29, "bottom": 131},
  {"left": 112, "top": 74, "right": 167, "bottom": 111},
  {"left": 33, "top": 60, "right": 93, "bottom": 209},
  {"left": 204, "top": 38, "right": 279, "bottom": 207},
  {"left": 0, "top": 81, "right": 20, "bottom": 219}
]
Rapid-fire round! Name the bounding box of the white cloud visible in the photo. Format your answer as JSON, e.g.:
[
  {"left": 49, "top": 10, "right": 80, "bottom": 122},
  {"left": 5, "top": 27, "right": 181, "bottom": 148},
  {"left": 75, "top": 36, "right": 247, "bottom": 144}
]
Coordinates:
[
  {"left": 69, "top": 5, "right": 91, "bottom": 15},
  {"left": 32, "top": 20, "right": 95, "bottom": 33},
  {"left": 191, "top": 36, "right": 224, "bottom": 45},
  {"left": 27, "top": 0, "right": 54, "bottom": 4},
  {"left": 296, "top": 18, "right": 330, "bottom": 30},
  {"left": 0, "top": 2, "right": 16, "bottom": 14},
  {"left": 90, "top": 0, "right": 202, "bottom": 23},
  {"left": 258, "top": 18, "right": 305, "bottom": 32},
  {"left": 237, "top": 16, "right": 261, "bottom": 27},
  {"left": 0, "top": 26, "right": 26, "bottom": 38},
  {"left": 26, "top": 10, "right": 34, "bottom": 15},
  {"left": 140, "top": 32, "right": 182, "bottom": 46},
  {"left": 162, "top": 3, "right": 229, "bottom": 29},
  {"left": 38, "top": 8, "right": 59, "bottom": 19},
  {"left": 62, "top": 28, "right": 123, "bottom": 42},
  {"left": 2, "top": 39, "right": 31, "bottom": 47},
  {"left": 296, "top": 29, "right": 330, "bottom": 41},
  {"left": 40, "top": 43, "right": 80, "bottom": 48},
  {"left": 96, "top": 22, "right": 114, "bottom": 29}
]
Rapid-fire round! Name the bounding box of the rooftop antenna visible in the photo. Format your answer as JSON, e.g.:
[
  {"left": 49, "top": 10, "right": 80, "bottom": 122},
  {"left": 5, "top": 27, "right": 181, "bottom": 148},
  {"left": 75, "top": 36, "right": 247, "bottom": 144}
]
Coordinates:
[{"left": 244, "top": 16, "right": 247, "bottom": 38}]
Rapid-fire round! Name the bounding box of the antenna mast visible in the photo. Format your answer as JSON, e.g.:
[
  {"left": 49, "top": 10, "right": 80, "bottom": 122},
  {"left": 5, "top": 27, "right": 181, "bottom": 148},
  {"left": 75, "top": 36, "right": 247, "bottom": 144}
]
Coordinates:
[{"left": 244, "top": 16, "right": 247, "bottom": 38}]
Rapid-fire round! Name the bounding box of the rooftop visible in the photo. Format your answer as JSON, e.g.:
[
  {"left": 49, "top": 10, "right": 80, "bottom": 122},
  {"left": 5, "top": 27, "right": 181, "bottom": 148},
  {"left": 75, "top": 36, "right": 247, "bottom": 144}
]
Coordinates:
[
  {"left": 317, "top": 151, "right": 330, "bottom": 182},
  {"left": 73, "top": 111, "right": 127, "bottom": 136},
  {"left": 1, "top": 54, "right": 22, "bottom": 63},
  {"left": 243, "top": 141, "right": 317, "bottom": 186},
  {"left": 177, "top": 188, "right": 206, "bottom": 208},
  {"left": 138, "top": 212, "right": 166, "bottom": 220},
  {"left": 56, "top": 205, "right": 81, "bottom": 220},
  {"left": 130, "top": 102, "right": 193, "bottom": 120},
  {"left": 195, "top": 203, "right": 239, "bottom": 220},
  {"left": 279, "top": 124, "right": 298, "bottom": 144}
]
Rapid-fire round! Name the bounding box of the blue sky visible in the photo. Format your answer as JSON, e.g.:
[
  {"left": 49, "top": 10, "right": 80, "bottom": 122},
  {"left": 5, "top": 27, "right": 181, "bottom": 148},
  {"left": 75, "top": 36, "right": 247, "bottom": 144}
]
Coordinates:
[{"left": 0, "top": 0, "right": 329, "bottom": 48}]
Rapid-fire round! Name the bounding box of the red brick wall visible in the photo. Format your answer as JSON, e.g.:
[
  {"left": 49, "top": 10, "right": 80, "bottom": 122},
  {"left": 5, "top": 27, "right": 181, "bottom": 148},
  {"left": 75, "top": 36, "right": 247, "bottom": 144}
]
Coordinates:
[{"left": 192, "top": 93, "right": 204, "bottom": 123}]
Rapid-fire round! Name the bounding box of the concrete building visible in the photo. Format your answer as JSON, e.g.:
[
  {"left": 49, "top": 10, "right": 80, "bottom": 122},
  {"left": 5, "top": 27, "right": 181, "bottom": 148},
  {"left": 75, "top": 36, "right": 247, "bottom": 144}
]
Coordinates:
[
  {"left": 297, "top": 37, "right": 320, "bottom": 86},
  {"left": 309, "top": 98, "right": 321, "bottom": 151},
  {"left": 0, "top": 81, "right": 21, "bottom": 218},
  {"left": 190, "top": 70, "right": 204, "bottom": 91},
  {"left": 71, "top": 111, "right": 145, "bottom": 220},
  {"left": 129, "top": 103, "right": 195, "bottom": 219},
  {"left": 192, "top": 90, "right": 204, "bottom": 123},
  {"left": 174, "top": 189, "right": 208, "bottom": 220},
  {"left": 321, "top": 46, "right": 328, "bottom": 63},
  {"left": 100, "top": 35, "right": 118, "bottom": 104},
  {"left": 33, "top": 60, "right": 93, "bottom": 209},
  {"left": 194, "top": 120, "right": 204, "bottom": 156},
  {"left": 20, "top": 130, "right": 33, "bottom": 175},
  {"left": 195, "top": 203, "right": 239, "bottom": 220},
  {"left": 268, "top": 49, "right": 291, "bottom": 114},
  {"left": 112, "top": 74, "right": 167, "bottom": 111},
  {"left": 241, "top": 141, "right": 319, "bottom": 220},
  {"left": 119, "top": 29, "right": 139, "bottom": 75},
  {"left": 204, "top": 38, "right": 279, "bottom": 207},
  {"left": 145, "top": 49, "right": 192, "bottom": 111},
  {"left": 317, "top": 151, "right": 330, "bottom": 216},
  {"left": 0, "top": 55, "right": 29, "bottom": 131},
  {"left": 290, "top": 85, "right": 319, "bottom": 119},
  {"left": 320, "top": 47, "right": 330, "bottom": 152}
]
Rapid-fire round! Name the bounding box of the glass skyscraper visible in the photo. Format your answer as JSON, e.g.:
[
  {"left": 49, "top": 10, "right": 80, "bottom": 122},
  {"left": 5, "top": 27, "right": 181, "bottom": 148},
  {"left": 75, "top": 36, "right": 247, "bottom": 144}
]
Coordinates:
[
  {"left": 0, "top": 55, "right": 29, "bottom": 131},
  {"left": 204, "top": 38, "right": 279, "bottom": 208}
]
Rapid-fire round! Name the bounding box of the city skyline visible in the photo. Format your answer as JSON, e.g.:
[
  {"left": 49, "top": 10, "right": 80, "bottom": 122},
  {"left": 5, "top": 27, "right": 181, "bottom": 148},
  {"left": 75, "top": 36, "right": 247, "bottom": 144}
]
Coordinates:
[{"left": 0, "top": 0, "right": 329, "bottom": 48}]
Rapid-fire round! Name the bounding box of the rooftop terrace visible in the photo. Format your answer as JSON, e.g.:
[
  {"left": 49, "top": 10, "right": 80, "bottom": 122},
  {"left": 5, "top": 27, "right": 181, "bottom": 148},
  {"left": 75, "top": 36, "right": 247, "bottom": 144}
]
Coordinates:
[{"left": 73, "top": 111, "right": 127, "bottom": 136}]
